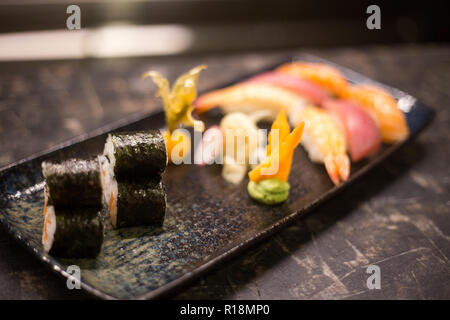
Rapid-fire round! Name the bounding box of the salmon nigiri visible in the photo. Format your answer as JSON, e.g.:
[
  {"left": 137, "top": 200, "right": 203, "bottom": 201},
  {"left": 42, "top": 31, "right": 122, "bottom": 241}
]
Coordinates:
[
  {"left": 194, "top": 82, "right": 308, "bottom": 119},
  {"left": 344, "top": 84, "right": 409, "bottom": 143},
  {"left": 290, "top": 106, "right": 350, "bottom": 186},
  {"left": 246, "top": 71, "right": 331, "bottom": 105},
  {"left": 276, "top": 62, "right": 349, "bottom": 97},
  {"left": 323, "top": 99, "right": 381, "bottom": 162}
]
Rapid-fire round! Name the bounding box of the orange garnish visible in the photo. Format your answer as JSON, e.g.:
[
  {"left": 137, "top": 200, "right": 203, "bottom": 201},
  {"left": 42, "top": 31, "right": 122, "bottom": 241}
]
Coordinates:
[
  {"left": 249, "top": 112, "right": 304, "bottom": 183},
  {"left": 266, "top": 110, "right": 290, "bottom": 156}
]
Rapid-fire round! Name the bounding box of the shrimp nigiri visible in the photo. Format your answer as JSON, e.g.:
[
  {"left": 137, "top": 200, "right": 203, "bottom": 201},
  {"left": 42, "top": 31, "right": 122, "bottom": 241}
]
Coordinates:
[
  {"left": 194, "top": 82, "right": 308, "bottom": 120},
  {"left": 344, "top": 84, "right": 409, "bottom": 143},
  {"left": 290, "top": 106, "right": 350, "bottom": 186},
  {"left": 276, "top": 62, "right": 349, "bottom": 97},
  {"left": 323, "top": 99, "right": 381, "bottom": 162},
  {"left": 245, "top": 71, "right": 331, "bottom": 105}
]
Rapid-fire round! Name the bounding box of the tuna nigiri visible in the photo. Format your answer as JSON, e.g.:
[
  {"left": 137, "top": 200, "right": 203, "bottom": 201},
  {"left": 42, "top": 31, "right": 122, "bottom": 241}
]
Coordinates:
[
  {"left": 245, "top": 71, "right": 331, "bottom": 105},
  {"left": 194, "top": 82, "right": 308, "bottom": 119},
  {"left": 290, "top": 106, "right": 350, "bottom": 186},
  {"left": 323, "top": 99, "right": 381, "bottom": 162},
  {"left": 276, "top": 62, "right": 349, "bottom": 97},
  {"left": 344, "top": 84, "right": 409, "bottom": 143}
]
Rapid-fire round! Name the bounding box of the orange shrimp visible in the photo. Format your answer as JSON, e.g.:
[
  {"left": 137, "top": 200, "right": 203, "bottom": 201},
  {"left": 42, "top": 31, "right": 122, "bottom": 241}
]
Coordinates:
[
  {"left": 343, "top": 84, "right": 409, "bottom": 143},
  {"left": 291, "top": 106, "right": 350, "bottom": 186},
  {"left": 276, "top": 62, "right": 349, "bottom": 97}
]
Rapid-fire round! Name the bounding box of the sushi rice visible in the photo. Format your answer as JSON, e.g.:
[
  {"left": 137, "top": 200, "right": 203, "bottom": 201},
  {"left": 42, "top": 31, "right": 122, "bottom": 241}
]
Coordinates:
[{"left": 99, "top": 154, "right": 119, "bottom": 226}]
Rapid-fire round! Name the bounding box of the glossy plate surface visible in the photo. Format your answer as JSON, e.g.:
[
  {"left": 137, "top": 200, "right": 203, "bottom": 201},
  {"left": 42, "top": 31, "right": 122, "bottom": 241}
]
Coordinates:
[{"left": 0, "top": 55, "right": 434, "bottom": 299}]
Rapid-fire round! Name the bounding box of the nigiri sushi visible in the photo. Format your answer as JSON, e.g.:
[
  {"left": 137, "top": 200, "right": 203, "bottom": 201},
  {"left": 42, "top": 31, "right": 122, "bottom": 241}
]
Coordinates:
[
  {"left": 344, "top": 84, "right": 409, "bottom": 143},
  {"left": 290, "top": 106, "right": 350, "bottom": 186},
  {"left": 246, "top": 71, "right": 331, "bottom": 105},
  {"left": 194, "top": 82, "right": 308, "bottom": 120},
  {"left": 276, "top": 62, "right": 349, "bottom": 97},
  {"left": 323, "top": 99, "right": 381, "bottom": 162},
  {"left": 219, "top": 111, "right": 268, "bottom": 184}
]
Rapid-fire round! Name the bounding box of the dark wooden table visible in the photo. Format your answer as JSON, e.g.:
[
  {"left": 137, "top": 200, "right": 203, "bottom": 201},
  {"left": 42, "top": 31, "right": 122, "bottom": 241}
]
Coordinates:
[{"left": 0, "top": 44, "right": 449, "bottom": 299}]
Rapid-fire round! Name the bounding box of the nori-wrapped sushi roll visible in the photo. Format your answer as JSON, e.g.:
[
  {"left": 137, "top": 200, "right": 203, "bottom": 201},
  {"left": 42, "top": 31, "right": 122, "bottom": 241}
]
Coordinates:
[
  {"left": 42, "top": 206, "right": 104, "bottom": 258},
  {"left": 103, "top": 130, "right": 167, "bottom": 180},
  {"left": 107, "top": 178, "right": 166, "bottom": 228},
  {"left": 42, "top": 158, "right": 103, "bottom": 208}
]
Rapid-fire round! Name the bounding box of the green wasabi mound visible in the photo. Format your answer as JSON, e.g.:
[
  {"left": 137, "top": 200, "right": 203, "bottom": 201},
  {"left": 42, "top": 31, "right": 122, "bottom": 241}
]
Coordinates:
[{"left": 247, "top": 178, "right": 290, "bottom": 205}]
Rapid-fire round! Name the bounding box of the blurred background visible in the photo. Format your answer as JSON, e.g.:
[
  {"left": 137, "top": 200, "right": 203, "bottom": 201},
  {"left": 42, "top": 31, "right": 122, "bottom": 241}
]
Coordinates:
[{"left": 0, "top": 0, "right": 448, "bottom": 60}]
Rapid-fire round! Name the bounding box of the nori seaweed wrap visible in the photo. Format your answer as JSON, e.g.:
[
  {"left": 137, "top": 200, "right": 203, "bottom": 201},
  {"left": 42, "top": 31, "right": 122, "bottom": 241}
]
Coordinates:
[
  {"left": 103, "top": 130, "right": 167, "bottom": 180},
  {"left": 42, "top": 158, "right": 103, "bottom": 208},
  {"left": 42, "top": 206, "right": 104, "bottom": 258},
  {"left": 108, "top": 178, "right": 166, "bottom": 228}
]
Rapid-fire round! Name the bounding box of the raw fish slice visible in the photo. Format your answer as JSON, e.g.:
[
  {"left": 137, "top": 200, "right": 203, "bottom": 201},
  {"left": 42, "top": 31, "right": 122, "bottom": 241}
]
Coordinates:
[
  {"left": 323, "top": 99, "right": 381, "bottom": 162},
  {"left": 276, "top": 62, "right": 349, "bottom": 97},
  {"left": 344, "top": 84, "right": 409, "bottom": 143},
  {"left": 246, "top": 71, "right": 330, "bottom": 105}
]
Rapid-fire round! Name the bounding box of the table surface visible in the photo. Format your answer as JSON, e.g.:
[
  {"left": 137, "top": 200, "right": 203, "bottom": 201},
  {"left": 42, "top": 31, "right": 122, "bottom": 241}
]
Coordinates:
[{"left": 0, "top": 44, "right": 449, "bottom": 300}]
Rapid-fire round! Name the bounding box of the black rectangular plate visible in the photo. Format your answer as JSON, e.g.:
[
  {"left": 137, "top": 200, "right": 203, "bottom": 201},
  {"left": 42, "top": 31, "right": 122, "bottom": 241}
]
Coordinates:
[{"left": 0, "top": 55, "right": 434, "bottom": 299}]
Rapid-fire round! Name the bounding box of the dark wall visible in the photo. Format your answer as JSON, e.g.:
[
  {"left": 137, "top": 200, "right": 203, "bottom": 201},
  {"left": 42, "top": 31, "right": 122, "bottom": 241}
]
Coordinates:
[{"left": 0, "top": 0, "right": 447, "bottom": 47}]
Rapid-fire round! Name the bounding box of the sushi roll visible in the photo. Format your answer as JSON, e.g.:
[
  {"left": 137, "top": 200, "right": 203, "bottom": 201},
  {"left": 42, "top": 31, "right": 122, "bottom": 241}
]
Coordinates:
[
  {"left": 103, "top": 130, "right": 167, "bottom": 180},
  {"left": 42, "top": 158, "right": 103, "bottom": 208},
  {"left": 42, "top": 206, "right": 104, "bottom": 258},
  {"left": 106, "top": 178, "right": 166, "bottom": 228}
]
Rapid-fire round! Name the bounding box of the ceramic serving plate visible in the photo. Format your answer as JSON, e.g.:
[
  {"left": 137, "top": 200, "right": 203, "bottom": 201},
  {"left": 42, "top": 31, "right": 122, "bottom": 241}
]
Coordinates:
[{"left": 0, "top": 55, "right": 434, "bottom": 299}]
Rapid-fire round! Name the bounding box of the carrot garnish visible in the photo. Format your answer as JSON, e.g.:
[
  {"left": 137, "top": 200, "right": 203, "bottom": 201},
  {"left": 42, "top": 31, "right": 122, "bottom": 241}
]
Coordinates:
[
  {"left": 249, "top": 112, "right": 304, "bottom": 183},
  {"left": 266, "top": 110, "right": 290, "bottom": 156}
]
